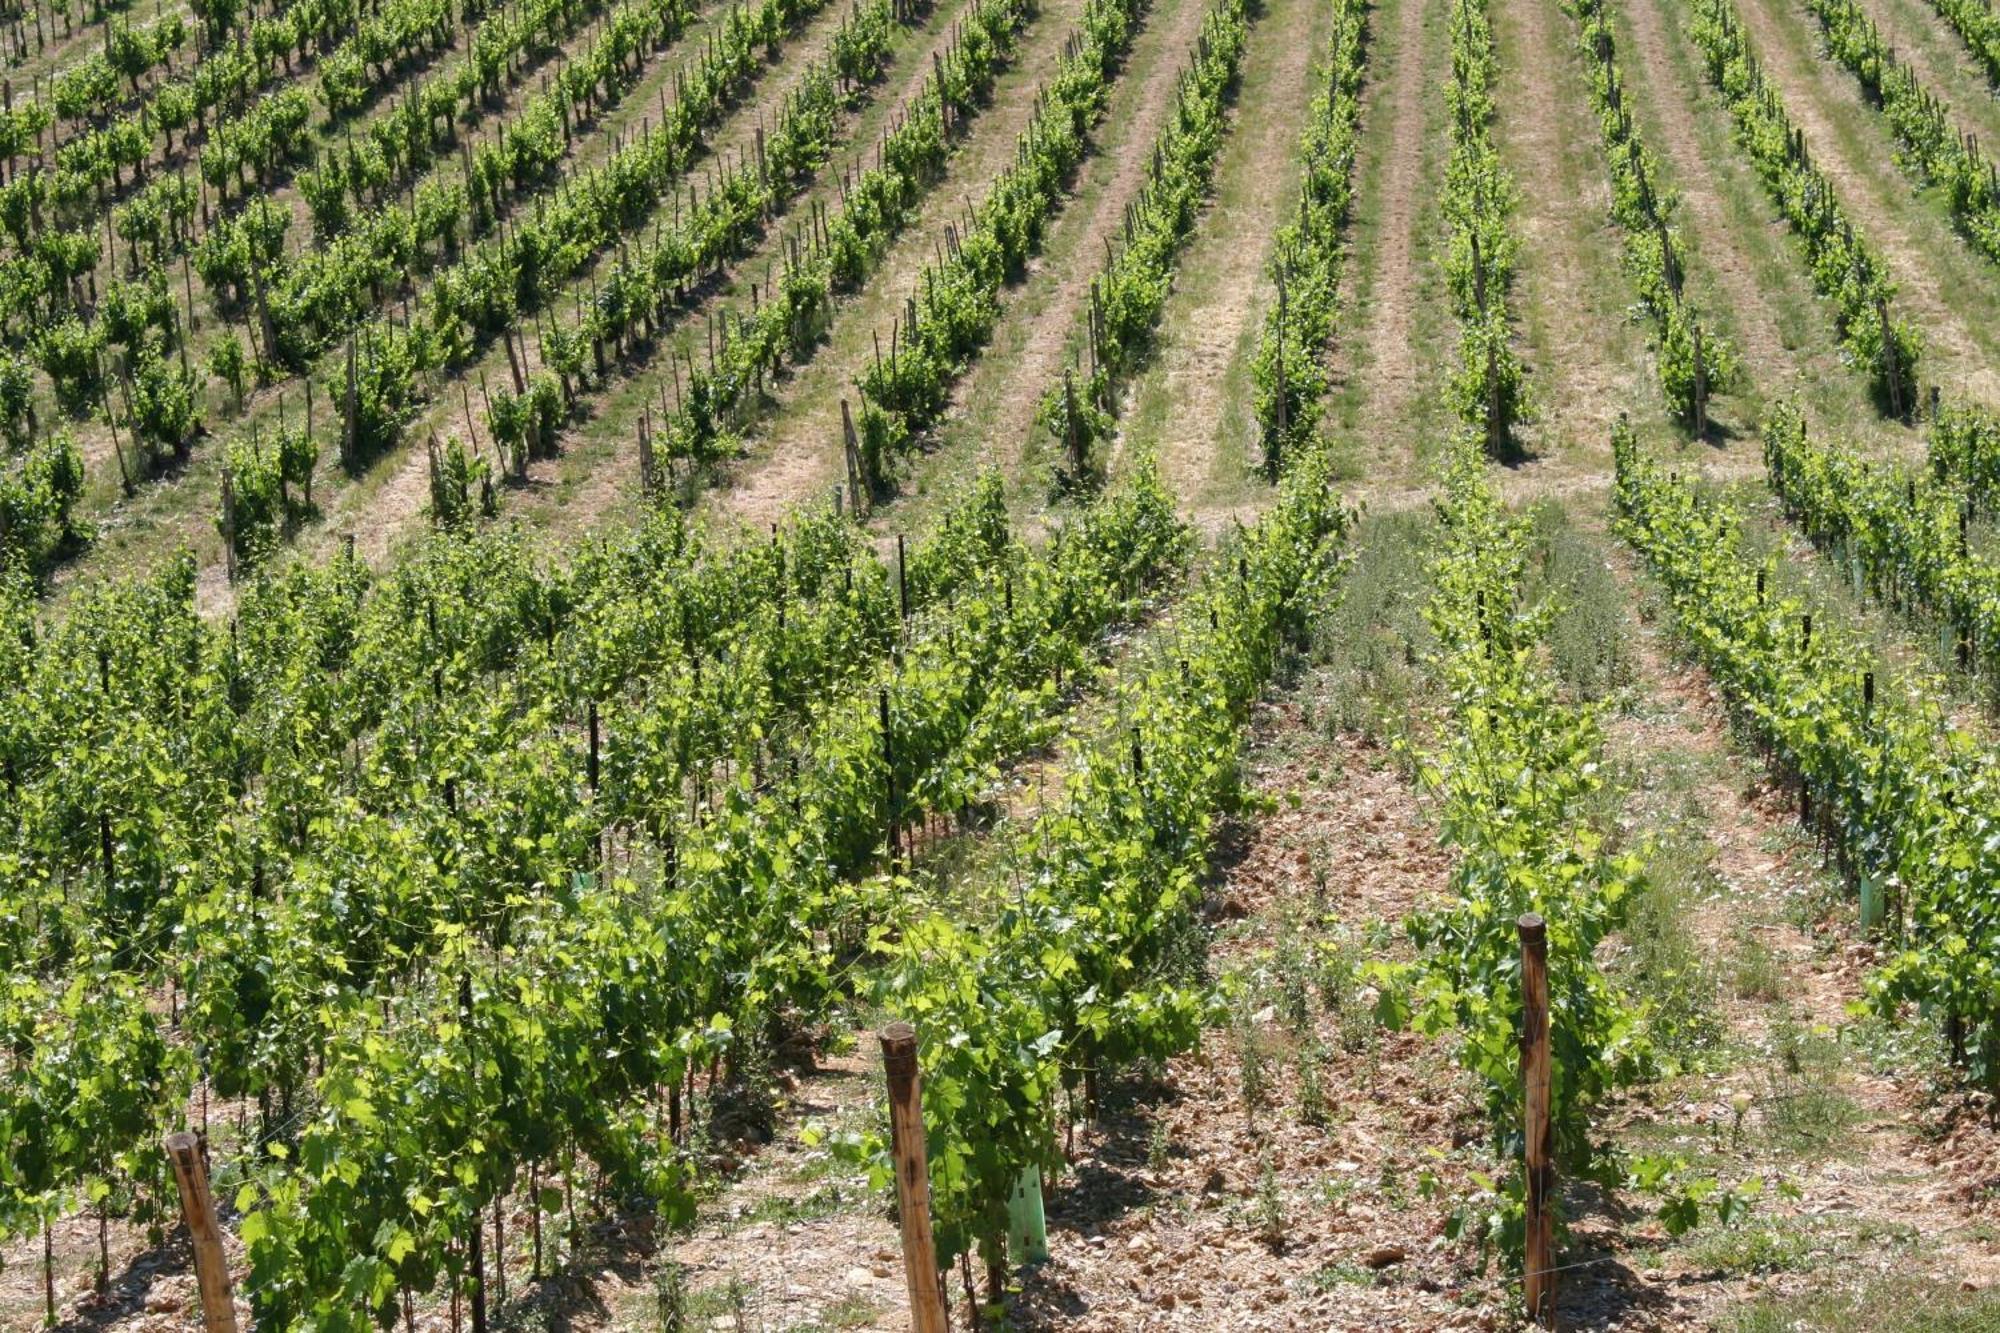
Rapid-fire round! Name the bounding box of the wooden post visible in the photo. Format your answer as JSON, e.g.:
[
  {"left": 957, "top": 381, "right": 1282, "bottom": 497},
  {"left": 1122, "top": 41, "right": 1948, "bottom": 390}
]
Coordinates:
[
  {"left": 1692, "top": 320, "right": 1708, "bottom": 439},
  {"left": 1274, "top": 268, "right": 1289, "bottom": 442},
  {"left": 880, "top": 1023, "right": 949, "bottom": 1333},
  {"left": 1879, "top": 299, "right": 1902, "bottom": 419},
  {"left": 165, "top": 1132, "right": 238, "bottom": 1333},
  {"left": 880, "top": 688, "right": 896, "bottom": 862},
  {"left": 1062, "top": 369, "right": 1082, "bottom": 475},
  {"left": 1518, "top": 915, "right": 1554, "bottom": 1327},
  {"left": 220, "top": 469, "right": 237, "bottom": 584},
  {"left": 841, "top": 398, "right": 867, "bottom": 515},
  {"left": 1486, "top": 333, "right": 1503, "bottom": 457},
  {"left": 342, "top": 336, "right": 358, "bottom": 469},
  {"left": 587, "top": 701, "right": 600, "bottom": 791}
]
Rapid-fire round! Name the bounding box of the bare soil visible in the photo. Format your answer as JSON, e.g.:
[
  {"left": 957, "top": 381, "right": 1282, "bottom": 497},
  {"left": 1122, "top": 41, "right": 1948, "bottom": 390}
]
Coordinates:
[
  {"left": 1617, "top": 0, "right": 1798, "bottom": 400},
  {"left": 1489, "top": 0, "right": 1652, "bottom": 489},
  {"left": 1014, "top": 698, "right": 1493, "bottom": 1332}
]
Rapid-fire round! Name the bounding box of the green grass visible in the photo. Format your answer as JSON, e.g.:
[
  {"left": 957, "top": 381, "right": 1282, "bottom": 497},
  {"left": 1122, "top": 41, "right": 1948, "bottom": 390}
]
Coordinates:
[
  {"left": 1307, "top": 1260, "right": 1381, "bottom": 1289},
  {"left": 1718, "top": 1275, "right": 2000, "bottom": 1331},
  {"left": 790, "top": 1293, "right": 883, "bottom": 1331},
  {"left": 1308, "top": 508, "right": 1437, "bottom": 743},
  {"left": 687, "top": 1275, "right": 755, "bottom": 1324},
  {"left": 1682, "top": 1211, "right": 1918, "bottom": 1277},
  {"left": 733, "top": 1182, "right": 857, "bottom": 1228},
  {"left": 1728, "top": 926, "right": 1785, "bottom": 1003},
  {"left": 1522, "top": 500, "right": 1638, "bottom": 703},
  {"left": 1757, "top": 1011, "right": 1866, "bottom": 1157},
  {"left": 1623, "top": 827, "right": 1728, "bottom": 1062}
]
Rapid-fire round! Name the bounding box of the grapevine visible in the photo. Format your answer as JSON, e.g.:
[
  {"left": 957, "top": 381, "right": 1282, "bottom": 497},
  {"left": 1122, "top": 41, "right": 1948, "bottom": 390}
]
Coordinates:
[
  {"left": 1248, "top": 0, "right": 1365, "bottom": 475},
  {"left": 1443, "top": 0, "right": 1527, "bottom": 454},
  {"left": 1569, "top": 0, "right": 1738, "bottom": 430},
  {"left": 1387, "top": 431, "right": 1649, "bottom": 1256},
  {"left": 862, "top": 440, "right": 1353, "bottom": 1276},
  {"left": 1615, "top": 427, "right": 2000, "bottom": 1091}
]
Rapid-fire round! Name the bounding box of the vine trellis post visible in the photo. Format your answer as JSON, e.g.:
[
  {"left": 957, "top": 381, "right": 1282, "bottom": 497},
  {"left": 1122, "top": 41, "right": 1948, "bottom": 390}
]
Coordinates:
[{"left": 881, "top": 1023, "right": 948, "bottom": 1333}]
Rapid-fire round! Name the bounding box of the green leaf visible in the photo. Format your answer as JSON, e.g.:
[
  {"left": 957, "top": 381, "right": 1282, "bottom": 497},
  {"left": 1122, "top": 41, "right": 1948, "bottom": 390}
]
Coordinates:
[{"left": 239, "top": 1209, "right": 271, "bottom": 1245}]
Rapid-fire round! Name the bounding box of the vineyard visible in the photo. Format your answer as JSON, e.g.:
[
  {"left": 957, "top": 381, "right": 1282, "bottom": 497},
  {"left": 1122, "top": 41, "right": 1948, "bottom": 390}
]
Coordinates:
[{"left": 15, "top": 0, "right": 2000, "bottom": 1328}]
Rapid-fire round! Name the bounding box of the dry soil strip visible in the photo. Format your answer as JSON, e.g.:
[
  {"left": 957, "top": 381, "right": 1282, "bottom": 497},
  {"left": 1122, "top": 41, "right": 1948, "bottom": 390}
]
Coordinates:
[
  {"left": 1015, "top": 688, "right": 1490, "bottom": 1330},
  {"left": 1487, "top": 0, "right": 1655, "bottom": 496},
  {"left": 1327, "top": 0, "right": 1439, "bottom": 487},
  {"left": 1109, "top": 0, "right": 1331, "bottom": 527}
]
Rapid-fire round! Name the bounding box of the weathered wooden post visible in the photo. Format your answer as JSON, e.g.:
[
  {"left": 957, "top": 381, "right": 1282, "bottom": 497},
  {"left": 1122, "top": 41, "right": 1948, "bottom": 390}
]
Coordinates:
[
  {"left": 1519, "top": 915, "right": 1554, "bottom": 1327},
  {"left": 165, "top": 1132, "right": 238, "bottom": 1333},
  {"left": 880, "top": 688, "right": 897, "bottom": 862},
  {"left": 841, "top": 398, "right": 868, "bottom": 516},
  {"left": 1692, "top": 319, "right": 1708, "bottom": 439},
  {"left": 880, "top": 1024, "right": 949, "bottom": 1333}
]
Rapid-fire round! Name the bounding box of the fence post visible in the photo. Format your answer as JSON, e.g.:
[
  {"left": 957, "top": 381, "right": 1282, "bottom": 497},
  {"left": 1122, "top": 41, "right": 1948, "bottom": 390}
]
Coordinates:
[
  {"left": 1692, "top": 320, "right": 1708, "bottom": 439},
  {"left": 165, "top": 1132, "right": 238, "bottom": 1333},
  {"left": 880, "top": 1023, "right": 949, "bottom": 1333},
  {"left": 1519, "top": 914, "right": 1554, "bottom": 1327},
  {"left": 841, "top": 398, "right": 868, "bottom": 516}
]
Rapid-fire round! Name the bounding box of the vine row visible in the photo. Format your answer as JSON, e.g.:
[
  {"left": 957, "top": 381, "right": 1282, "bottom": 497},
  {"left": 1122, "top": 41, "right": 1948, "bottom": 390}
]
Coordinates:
[
  {"left": 1443, "top": 0, "right": 1525, "bottom": 454},
  {"left": 1615, "top": 428, "right": 2000, "bottom": 1094},
  {"left": 1248, "top": 0, "right": 1364, "bottom": 475},
  {"left": 1683, "top": 0, "right": 1918, "bottom": 413},
  {"left": 1571, "top": 0, "right": 1736, "bottom": 430}
]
